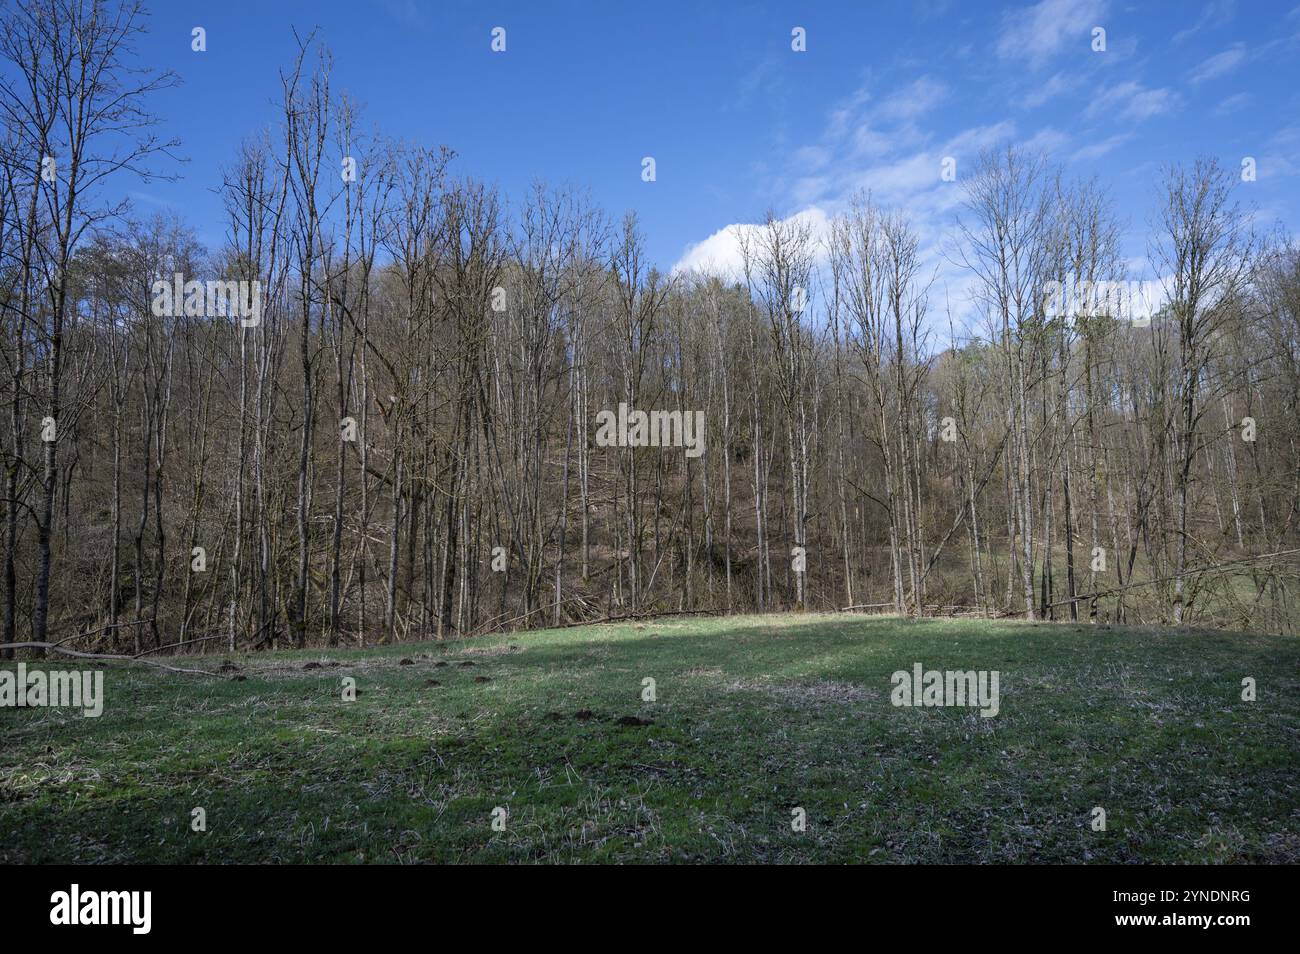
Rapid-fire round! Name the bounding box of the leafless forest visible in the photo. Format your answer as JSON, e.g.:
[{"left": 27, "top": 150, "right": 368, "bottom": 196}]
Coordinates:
[{"left": 2, "top": 1, "right": 1298, "bottom": 658}]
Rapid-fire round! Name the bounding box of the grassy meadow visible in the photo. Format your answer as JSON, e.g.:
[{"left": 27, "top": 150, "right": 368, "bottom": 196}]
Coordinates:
[{"left": 1, "top": 612, "right": 1296, "bottom": 863}]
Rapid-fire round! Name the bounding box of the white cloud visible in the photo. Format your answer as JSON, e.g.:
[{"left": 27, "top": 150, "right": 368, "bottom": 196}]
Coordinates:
[
  {"left": 673, "top": 222, "right": 748, "bottom": 278},
  {"left": 1019, "top": 71, "right": 1081, "bottom": 109},
  {"left": 875, "top": 76, "right": 948, "bottom": 122},
  {"left": 673, "top": 208, "right": 831, "bottom": 279},
  {"left": 852, "top": 122, "right": 924, "bottom": 161},
  {"left": 1188, "top": 43, "right": 1246, "bottom": 83},
  {"left": 826, "top": 87, "right": 873, "bottom": 140},
  {"left": 1087, "top": 80, "right": 1178, "bottom": 122},
  {"left": 1022, "top": 127, "right": 1072, "bottom": 156},
  {"left": 1173, "top": 0, "right": 1236, "bottom": 44},
  {"left": 674, "top": 68, "right": 1030, "bottom": 333},
  {"left": 1214, "top": 92, "right": 1251, "bottom": 115},
  {"left": 997, "top": 0, "right": 1109, "bottom": 69},
  {"left": 791, "top": 145, "right": 830, "bottom": 171},
  {"left": 673, "top": 119, "right": 1021, "bottom": 339},
  {"left": 791, "top": 175, "right": 831, "bottom": 206},
  {"left": 945, "top": 121, "right": 1019, "bottom": 159},
  {"left": 1071, "top": 132, "right": 1132, "bottom": 161}
]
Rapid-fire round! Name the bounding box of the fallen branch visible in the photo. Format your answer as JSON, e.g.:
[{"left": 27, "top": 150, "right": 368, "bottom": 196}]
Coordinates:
[
  {"left": 0, "top": 642, "right": 222, "bottom": 678},
  {"left": 135, "top": 633, "right": 229, "bottom": 658},
  {"left": 841, "top": 602, "right": 988, "bottom": 615},
  {"left": 560, "top": 608, "right": 715, "bottom": 629},
  {"left": 1042, "top": 548, "right": 1300, "bottom": 610},
  {"left": 468, "top": 595, "right": 593, "bottom": 637}
]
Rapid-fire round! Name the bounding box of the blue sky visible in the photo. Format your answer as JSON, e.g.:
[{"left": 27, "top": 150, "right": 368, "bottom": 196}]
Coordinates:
[{"left": 132, "top": 0, "right": 1300, "bottom": 310}]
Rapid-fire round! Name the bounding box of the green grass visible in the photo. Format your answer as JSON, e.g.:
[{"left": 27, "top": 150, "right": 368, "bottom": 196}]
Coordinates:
[{"left": 2, "top": 613, "right": 1297, "bottom": 863}]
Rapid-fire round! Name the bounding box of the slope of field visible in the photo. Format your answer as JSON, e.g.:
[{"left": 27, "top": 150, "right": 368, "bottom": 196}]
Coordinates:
[{"left": 1, "top": 613, "right": 1296, "bottom": 863}]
